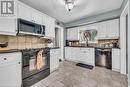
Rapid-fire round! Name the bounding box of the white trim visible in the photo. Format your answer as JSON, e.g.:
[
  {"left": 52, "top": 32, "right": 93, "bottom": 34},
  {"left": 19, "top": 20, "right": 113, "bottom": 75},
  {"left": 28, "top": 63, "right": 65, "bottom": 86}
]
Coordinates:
[
  {"left": 120, "top": 1, "right": 129, "bottom": 87},
  {"left": 121, "top": 1, "right": 129, "bottom": 17},
  {"left": 120, "top": 0, "right": 129, "bottom": 75}
]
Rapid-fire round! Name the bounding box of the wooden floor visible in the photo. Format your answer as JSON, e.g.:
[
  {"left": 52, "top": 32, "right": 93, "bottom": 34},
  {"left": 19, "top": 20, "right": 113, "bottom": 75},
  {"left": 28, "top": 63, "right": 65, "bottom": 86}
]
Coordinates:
[{"left": 31, "top": 61, "right": 128, "bottom": 87}]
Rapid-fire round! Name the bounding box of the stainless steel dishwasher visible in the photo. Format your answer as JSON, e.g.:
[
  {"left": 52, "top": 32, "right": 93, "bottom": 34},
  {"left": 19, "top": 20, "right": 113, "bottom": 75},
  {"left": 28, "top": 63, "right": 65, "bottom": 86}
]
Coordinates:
[{"left": 95, "top": 48, "right": 112, "bottom": 69}]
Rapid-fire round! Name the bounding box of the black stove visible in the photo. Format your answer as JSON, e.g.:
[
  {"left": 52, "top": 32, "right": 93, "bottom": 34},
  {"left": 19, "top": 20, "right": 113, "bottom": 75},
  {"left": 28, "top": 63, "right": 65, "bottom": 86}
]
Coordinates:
[{"left": 22, "top": 48, "right": 50, "bottom": 87}]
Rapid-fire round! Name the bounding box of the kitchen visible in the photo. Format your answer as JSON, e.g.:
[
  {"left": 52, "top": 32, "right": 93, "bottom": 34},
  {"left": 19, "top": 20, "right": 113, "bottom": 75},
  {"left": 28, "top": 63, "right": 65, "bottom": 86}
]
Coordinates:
[{"left": 0, "top": 0, "right": 129, "bottom": 87}]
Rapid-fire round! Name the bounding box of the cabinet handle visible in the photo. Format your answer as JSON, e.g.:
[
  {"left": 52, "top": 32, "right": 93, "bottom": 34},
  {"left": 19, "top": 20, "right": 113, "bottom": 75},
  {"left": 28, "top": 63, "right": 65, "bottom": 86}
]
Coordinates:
[{"left": 18, "top": 62, "right": 21, "bottom": 64}]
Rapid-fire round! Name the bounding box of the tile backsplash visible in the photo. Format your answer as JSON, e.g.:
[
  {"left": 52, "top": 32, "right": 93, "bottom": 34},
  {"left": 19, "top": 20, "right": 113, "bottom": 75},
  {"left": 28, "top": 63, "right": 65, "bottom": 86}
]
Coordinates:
[
  {"left": 0, "top": 35, "right": 47, "bottom": 49},
  {"left": 66, "top": 39, "right": 119, "bottom": 48}
]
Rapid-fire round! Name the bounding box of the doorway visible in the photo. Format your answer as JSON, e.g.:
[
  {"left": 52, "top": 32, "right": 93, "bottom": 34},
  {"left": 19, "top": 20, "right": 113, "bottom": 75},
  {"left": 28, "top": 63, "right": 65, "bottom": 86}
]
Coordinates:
[{"left": 55, "top": 27, "right": 61, "bottom": 47}]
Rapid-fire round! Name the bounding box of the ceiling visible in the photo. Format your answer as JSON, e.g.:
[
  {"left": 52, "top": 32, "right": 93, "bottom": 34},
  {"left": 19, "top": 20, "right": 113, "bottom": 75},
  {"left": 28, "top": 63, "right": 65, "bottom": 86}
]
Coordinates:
[{"left": 19, "top": 0, "right": 123, "bottom": 23}]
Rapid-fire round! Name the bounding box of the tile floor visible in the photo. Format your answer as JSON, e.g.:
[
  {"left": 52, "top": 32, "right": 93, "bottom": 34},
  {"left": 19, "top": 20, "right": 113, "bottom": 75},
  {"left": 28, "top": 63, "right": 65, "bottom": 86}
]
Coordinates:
[{"left": 31, "top": 61, "right": 128, "bottom": 87}]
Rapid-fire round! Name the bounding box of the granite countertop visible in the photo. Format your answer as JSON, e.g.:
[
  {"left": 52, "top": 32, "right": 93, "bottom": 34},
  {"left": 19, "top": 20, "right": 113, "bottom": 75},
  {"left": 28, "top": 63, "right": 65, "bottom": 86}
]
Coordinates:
[
  {"left": 0, "top": 49, "right": 21, "bottom": 53},
  {"left": 65, "top": 46, "right": 120, "bottom": 49},
  {"left": 49, "top": 47, "right": 60, "bottom": 49},
  {"left": 0, "top": 47, "right": 60, "bottom": 53}
]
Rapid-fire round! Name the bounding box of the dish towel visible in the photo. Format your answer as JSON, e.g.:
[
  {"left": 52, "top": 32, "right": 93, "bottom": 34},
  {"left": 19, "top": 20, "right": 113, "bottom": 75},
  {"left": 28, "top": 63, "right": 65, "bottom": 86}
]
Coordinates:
[{"left": 36, "top": 50, "right": 45, "bottom": 70}]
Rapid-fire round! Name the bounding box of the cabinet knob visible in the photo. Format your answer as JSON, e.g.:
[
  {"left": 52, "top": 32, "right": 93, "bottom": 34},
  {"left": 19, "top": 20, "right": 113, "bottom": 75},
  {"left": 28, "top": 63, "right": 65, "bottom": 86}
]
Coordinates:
[
  {"left": 18, "top": 62, "right": 21, "bottom": 64},
  {"left": 4, "top": 58, "right": 7, "bottom": 60}
]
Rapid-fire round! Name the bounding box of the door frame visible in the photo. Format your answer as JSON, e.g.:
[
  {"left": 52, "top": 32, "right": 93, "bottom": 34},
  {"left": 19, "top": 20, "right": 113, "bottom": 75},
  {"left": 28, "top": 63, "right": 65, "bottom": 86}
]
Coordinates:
[
  {"left": 55, "top": 25, "right": 65, "bottom": 61},
  {"left": 120, "top": 0, "right": 129, "bottom": 86}
]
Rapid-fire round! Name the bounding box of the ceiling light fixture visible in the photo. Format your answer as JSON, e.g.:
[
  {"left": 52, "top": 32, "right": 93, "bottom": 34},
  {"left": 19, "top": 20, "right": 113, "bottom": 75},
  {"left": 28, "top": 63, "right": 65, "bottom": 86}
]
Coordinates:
[{"left": 64, "top": 0, "right": 74, "bottom": 11}]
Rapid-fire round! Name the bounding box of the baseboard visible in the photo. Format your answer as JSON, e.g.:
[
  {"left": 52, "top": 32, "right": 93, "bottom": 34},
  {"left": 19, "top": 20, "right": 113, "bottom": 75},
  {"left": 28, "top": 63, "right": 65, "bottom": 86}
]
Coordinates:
[{"left": 112, "top": 68, "right": 120, "bottom": 72}]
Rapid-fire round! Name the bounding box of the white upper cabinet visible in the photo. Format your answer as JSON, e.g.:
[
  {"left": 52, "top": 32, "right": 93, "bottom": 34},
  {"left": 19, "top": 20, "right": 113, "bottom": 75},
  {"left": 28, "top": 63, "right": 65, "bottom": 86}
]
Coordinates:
[
  {"left": 31, "top": 10, "right": 43, "bottom": 25},
  {"left": 18, "top": 3, "right": 32, "bottom": 21},
  {"left": 0, "top": 1, "right": 56, "bottom": 36},
  {"left": 42, "top": 14, "right": 55, "bottom": 38},
  {"left": 106, "top": 19, "right": 119, "bottom": 39},
  {"left": 18, "top": 1, "right": 55, "bottom": 37},
  {"left": 18, "top": 2, "right": 43, "bottom": 25},
  {"left": 67, "top": 27, "right": 79, "bottom": 40},
  {"left": 66, "top": 19, "right": 119, "bottom": 40},
  {"left": 0, "top": 19, "right": 17, "bottom": 35},
  {"left": 97, "top": 19, "right": 119, "bottom": 39},
  {"left": 97, "top": 21, "right": 107, "bottom": 39}
]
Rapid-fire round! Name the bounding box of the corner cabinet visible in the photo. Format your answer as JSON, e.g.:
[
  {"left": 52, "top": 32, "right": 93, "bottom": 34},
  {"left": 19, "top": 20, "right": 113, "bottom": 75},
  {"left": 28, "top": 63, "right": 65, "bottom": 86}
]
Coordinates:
[{"left": 65, "top": 47, "right": 95, "bottom": 66}]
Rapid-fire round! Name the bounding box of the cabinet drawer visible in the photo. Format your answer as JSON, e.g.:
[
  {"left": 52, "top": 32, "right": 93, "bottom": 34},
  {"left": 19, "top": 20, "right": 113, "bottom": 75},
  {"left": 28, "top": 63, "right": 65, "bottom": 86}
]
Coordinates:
[
  {"left": 0, "top": 52, "right": 21, "bottom": 64},
  {"left": 50, "top": 49, "right": 60, "bottom": 55}
]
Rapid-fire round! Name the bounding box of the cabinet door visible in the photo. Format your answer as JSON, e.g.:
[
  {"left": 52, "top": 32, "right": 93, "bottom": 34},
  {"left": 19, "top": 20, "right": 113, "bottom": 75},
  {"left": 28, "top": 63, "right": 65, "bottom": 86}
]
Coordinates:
[
  {"left": 86, "top": 48, "right": 95, "bottom": 65},
  {"left": 67, "top": 29, "right": 73, "bottom": 40},
  {"left": 67, "top": 28, "right": 79, "bottom": 40},
  {"left": 18, "top": 3, "right": 32, "bottom": 21},
  {"left": 79, "top": 48, "right": 94, "bottom": 66},
  {"left": 97, "top": 21, "right": 107, "bottom": 39},
  {"left": 50, "top": 49, "right": 60, "bottom": 73},
  {"left": 0, "top": 19, "right": 17, "bottom": 35},
  {"left": 112, "top": 49, "right": 120, "bottom": 72},
  {"left": 0, "top": 52, "right": 22, "bottom": 87},
  {"left": 71, "top": 47, "right": 79, "bottom": 61},
  {"left": 107, "top": 19, "right": 119, "bottom": 39},
  {"left": 31, "top": 11, "right": 43, "bottom": 25},
  {"left": 65, "top": 47, "right": 72, "bottom": 60},
  {"left": 43, "top": 14, "right": 55, "bottom": 38}
]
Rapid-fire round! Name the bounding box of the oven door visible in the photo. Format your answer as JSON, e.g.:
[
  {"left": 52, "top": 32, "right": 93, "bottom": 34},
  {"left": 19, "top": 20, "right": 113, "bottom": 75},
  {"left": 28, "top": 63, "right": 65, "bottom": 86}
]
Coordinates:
[{"left": 22, "top": 51, "right": 49, "bottom": 79}]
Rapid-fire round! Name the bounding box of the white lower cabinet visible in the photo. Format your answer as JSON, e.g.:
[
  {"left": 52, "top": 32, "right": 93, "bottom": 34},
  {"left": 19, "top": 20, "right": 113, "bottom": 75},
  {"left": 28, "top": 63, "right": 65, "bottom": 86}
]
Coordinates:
[
  {"left": 50, "top": 49, "right": 60, "bottom": 73},
  {"left": 0, "top": 52, "right": 22, "bottom": 87},
  {"left": 112, "top": 49, "right": 120, "bottom": 72},
  {"left": 65, "top": 47, "right": 72, "bottom": 60},
  {"left": 65, "top": 47, "right": 95, "bottom": 66}
]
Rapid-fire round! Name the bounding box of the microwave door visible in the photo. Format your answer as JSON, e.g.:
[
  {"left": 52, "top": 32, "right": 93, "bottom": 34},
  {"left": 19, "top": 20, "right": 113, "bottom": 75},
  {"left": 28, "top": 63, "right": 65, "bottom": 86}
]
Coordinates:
[
  {"left": 20, "top": 23, "right": 35, "bottom": 33},
  {"left": 18, "top": 19, "right": 35, "bottom": 35}
]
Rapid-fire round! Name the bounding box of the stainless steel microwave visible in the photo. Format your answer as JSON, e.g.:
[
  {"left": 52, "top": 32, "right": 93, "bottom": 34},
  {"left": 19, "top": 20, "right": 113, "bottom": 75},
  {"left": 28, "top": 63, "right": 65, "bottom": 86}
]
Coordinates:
[{"left": 17, "top": 19, "right": 45, "bottom": 36}]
